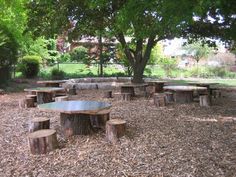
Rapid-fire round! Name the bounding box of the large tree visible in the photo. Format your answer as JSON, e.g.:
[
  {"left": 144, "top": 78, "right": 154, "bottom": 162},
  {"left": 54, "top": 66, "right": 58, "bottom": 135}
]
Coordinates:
[{"left": 27, "top": 0, "right": 235, "bottom": 83}]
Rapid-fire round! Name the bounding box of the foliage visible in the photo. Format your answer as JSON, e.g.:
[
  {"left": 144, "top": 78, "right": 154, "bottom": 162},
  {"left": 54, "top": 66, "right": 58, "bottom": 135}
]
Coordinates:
[
  {"left": 27, "top": 0, "right": 236, "bottom": 82},
  {"left": 51, "top": 68, "right": 65, "bottom": 80},
  {"left": 18, "top": 55, "right": 40, "bottom": 78},
  {"left": 59, "top": 53, "right": 71, "bottom": 63},
  {"left": 0, "top": 24, "right": 18, "bottom": 85},
  {"left": 70, "top": 46, "right": 90, "bottom": 64},
  {"left": 158, "top": 57, "right": 177, "bottom": 77},
  {"left": 150, "top": 43, "right": 164, "bottom": 64}
]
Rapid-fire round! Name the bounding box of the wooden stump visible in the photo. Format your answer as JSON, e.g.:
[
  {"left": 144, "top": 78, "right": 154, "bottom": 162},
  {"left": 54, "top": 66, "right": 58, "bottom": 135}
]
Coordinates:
[
  {"left": 106, "top": 119, "right": 126, "bottom": 143},
  {"left": 121, "top": 93, "right": 131, "bottom": 101},
  {"left": 174, "top": 91, "right": 193, "bottom": 103},
  {"left": 26, "top": 94, "right": 37, "bottom": 103},
  {"left": 28, "top": 129, "right": 58, "bottom": 154},
  {"left": 55, "top": 96, "right": 68, "bottom": 102},
  {"left": 19, "top": 98, "right": 35, "bottom": 108},
  {"left": 67, "top": 88, "right": 76, "bottom": 95},
  {"left": 37, "top": 92, "right": 53, "bottom": 104},
  {"left": 29, "top": 117, "right": 50, "bottom": 132},
  {"left": 90, "top": 109, "right": 110, "bottom": 129},
  {"left": 121, "top": 87, "right": 135, "bottom": 96},
  {"left": 199, "top": 95, "right": 212, "bottom": 107},
  {"left": 154, "top": 83, "right": 164, "bottom": 93},
  {"left": 164, "top": 92, "right": 174, "bottom": 103},
  {"left": 153, "top": 93, "right": 166, "bottom": 107},
  {"left": 212, "top": 89, "right": 222, "bottom": 98},
  {"left": 60, "top": 113, "right": 93, "bottom": 136},
  {"left": 0, "top": 89, "right": 4, "bottom": 95},
  {"left": 103, "top": 90, "right": 112, "bottom": 98},
  {"left": 45, "top": 83, "right": 60, "bottom": 87}
]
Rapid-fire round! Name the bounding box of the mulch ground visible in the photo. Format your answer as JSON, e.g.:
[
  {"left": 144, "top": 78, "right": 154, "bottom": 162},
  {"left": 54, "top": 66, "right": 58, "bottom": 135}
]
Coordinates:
[{"left": 0, "top": 89, "right": 236, "bottom": 177}]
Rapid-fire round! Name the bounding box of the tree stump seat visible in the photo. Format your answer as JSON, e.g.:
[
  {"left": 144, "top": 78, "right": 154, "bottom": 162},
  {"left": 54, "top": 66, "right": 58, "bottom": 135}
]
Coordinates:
[
  {"left": 55, "top": 95, "right": 69, "bottom": 102},
  {"left": 106, "top": 119, "right": 126, "bottom": 143},
  {"left": 29, "top": 117, "right": 50, "bottom": 132},
  {"left": 153, "top": 93, "right": 166, "bottom": 107},
  {"left": 26, "top": 94, "right": 37, "bottom": 103},
  {"left": 90, "top": 109, "right": 110, "bottom": 129},
  {"left": 212, "top": 89, "right": 222, "bottom": 98},
  {"left": 67, "top": 86, "right": 76, "bottom": 95},
  {"left": 199, "top": 95, "right": 212, "bottom": 107},
  {"left": 164, "top": 92, "right": 174, "bottom": 103},
  {"left": 121, "top": 92, "right": 132, "bottom": 101},
  {"left": 28, "top": 129, "right": 58, "bottom": 154},
  {"left": 19, "top": 98, "right": 35, "bottom": 108},
  {"left": 103, "top": 90, "right": 112, "bottom": 98}
]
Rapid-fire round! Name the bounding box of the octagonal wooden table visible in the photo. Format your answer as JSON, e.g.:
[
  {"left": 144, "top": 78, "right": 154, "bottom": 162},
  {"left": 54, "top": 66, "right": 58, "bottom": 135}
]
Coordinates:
[
  {"left": 164, "top": 85, "right": 207, "bottom": 103},
  {"left": 120, "top": 83, "right": 148, "bottom": 96},
  {"left": 24, "top": 87, "right": 65, "bottom": 104},
  {"left": 187, "top": 82, "right": 219, "bottom": 95},
  {"left": 38, "top": 101, "right": 111, "bottom": 136},
  {"left": 37, "top": 80, "right": 67, "bottom": 87}
]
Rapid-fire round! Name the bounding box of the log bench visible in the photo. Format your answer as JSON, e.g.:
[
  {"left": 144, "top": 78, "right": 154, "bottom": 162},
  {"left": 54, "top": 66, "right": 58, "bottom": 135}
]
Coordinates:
[
  {"left": 199, "top": 95, "right": 212, "bottom": 107},
  {"left": 106, "top": 119, "right": 126, "bottom": 143},
  {"left": 55, "top": 95, "right": 69, "bottom": 102},
  {"left": 26, "top": 94, "right": 37, "bottom": 103},
  {"left": 103, "top": 90, "right": 112, "bottom": 98},
  {"left": 19, "top": 98, "right": 35, "bottom": 108},
  {"left": 153, "top": 93, "right": 166, "bottom": 107},
  {"left": 28, "top": 129, "right": 58, "bottom": 154}
]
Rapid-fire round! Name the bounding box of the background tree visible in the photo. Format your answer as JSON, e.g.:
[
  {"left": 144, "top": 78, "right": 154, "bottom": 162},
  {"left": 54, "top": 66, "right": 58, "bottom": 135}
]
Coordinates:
[{"left": 26, "top": 0, "right": 236, "bottom": 83}]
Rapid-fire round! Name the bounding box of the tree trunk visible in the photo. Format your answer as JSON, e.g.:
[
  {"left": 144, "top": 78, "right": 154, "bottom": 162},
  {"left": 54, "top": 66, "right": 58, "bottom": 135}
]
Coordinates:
[
  {"left": 98, "top": 34, "right": 103, "bottom": 76},
  {"left": 132, "top": 65, "right": 145, "bottom": 83}
]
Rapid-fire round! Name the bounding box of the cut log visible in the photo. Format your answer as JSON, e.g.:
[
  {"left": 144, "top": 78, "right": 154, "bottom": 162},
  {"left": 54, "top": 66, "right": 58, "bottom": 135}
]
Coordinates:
[
  {"left": 37, "top": 92, "right": 53, "bottom": 104},
  {"left": 90, "top": 109, "right": 110, "bottom": 129},
  {"left": 103, "top": 90, "right": 112, "bottom": 98},
  {"left": 121, "top": 93, "right": 132, "bottom": 101},
  {"left": 60, "top": 113, "right": 93, "bottom": 136},
  {"left": 164, "top": 92, "right": 174, "bottom": 103},
  {"left": 212, "top": 89, "right": 222, "bottom": 98},
  {"left": 26, "top": 94, "right": 37, "bottom": 103},
  {"left": 67, "top": 88, "right": 76, "bottom": 95},
  {"left": 55, "top": 96, "right": 68, "bottom": 102},
  {"left": 28, "top": 129, "right": 58, "bottom": 154},
  {"left": 121, "top": 87, "right": 135, "bottom": 96},
  {"left": 106, "top": 119, "right": 126, "bottom": 143},
  {"left": 45, "top": 83, "right": 60, "bottom": 87},
  {"left": 174, "top": 91, "right": 193, "bottom": 103},
  {"left": 199, "top": 95, "right": 212, "bottom": 107},
  {"left": 19, "top": 98, "right": 35, "bottom": 108},
  {"left": 153, "top": 93, "right": 166, "bottom": 107},
  {"left": 29, "top": 117, "right": 50, "bottom": 132}
]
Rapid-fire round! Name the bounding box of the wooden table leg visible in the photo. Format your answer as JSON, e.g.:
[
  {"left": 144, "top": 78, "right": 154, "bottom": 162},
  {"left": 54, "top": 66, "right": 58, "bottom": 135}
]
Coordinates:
[
  {"left": 60, "top": 113, "right": 93, "bottom": 136},
  {"left": 37, "top": 92, "right": 53, "bottom": 104},
  {"left": 121, "top": 87, "right": 135, "bottom": 96},
  {"left": 174, "top": 91, "right": 193, "bottom": 103},
  {"left": 154, "top": 83, "right": 164, "bottom": 92}
]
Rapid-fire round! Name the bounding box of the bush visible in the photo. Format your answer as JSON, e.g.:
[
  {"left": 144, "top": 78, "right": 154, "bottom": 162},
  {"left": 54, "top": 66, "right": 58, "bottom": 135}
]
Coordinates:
[
  {"left": 51, "top": 68, "right": 65, "bottom": 80},
  {"left": 70, "top": 46, "right": 89, "bottom": 64},
  {"left": 18, "top": 56, "right": 40, "bottom": 78},
  {"left": 59, "top": 53, "right": 71, "bottom": 63}
]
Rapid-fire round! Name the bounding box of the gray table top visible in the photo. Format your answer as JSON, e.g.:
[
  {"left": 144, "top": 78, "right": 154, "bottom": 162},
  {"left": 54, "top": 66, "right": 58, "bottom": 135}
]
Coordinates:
[
  {"left": 37, "top": 80, "right": 67, "bottom": 84},
  {"left": 38, "top": 100, "right": 111, "bottom": 114},
  {"left": 24, "top": 87, "right": 65, "bottom": 93},
  {"left": 164, "top": 85, "right": 207, "bottom": 91},
  {"left": 121, "top": 83, "right": 148, "bottom": 88}
]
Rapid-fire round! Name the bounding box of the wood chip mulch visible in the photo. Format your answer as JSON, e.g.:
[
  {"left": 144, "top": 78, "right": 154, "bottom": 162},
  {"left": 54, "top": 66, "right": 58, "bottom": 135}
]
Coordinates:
[{"left": 0, "top": 90, "right": 236, "bottom": 177}]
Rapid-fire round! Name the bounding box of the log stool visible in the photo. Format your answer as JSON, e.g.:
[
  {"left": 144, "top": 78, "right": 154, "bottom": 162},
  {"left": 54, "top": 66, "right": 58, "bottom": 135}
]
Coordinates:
[
  {"left": 28, "top": 129, "right": 58, "bottom": 154},
  {"left": 212, "top": 89, "right": 222, "bottom": 98},
  {"left": 103, "top": 90, "right": 112, "bottom": 98},
  {"left": 55, "top": 96, "right": 69, "bottom": 102},
  {"left": 29, "top": 117, "right": 50, "bottom": 132},
  {"left": 67, "top": 86, "right": 76, "bottom": 95},
  {"left": 106, "top": 119, "right": 126, "bottom": 143},
  {"left": 19, "top": 98, "right": 35, "bottom": 108},
  {"left": 153, "top": 93, "right": 166, "bottom": 107},
  {"left": 26, "top": 94, "right": 37, "bottom": 103},
  {"left": 164, "top": 92, "right": 174, "bottom": 103},
  {"left": 199, "top": 95, "right": 212, "bottom": 107},
  {"left": 90, "top": 109, "right": 110, "bottom": 129},
  {"left": 121, "top": 93, "right": 132, "bottom": 101}
]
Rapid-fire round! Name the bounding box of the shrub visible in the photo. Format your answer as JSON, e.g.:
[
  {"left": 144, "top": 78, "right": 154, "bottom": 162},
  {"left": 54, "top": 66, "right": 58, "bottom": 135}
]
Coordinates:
[
  {"left": 70, "top": 46, "right": 89, "bottom": 64},
  {"left": 51, "top": 68, "right": 65, "bottom": 80},
  {"left": 59, "top": 53, "right": 71, "bottom": 63},
  {"left": 18, "top": 56, "right": 40, "bottom": 78}
]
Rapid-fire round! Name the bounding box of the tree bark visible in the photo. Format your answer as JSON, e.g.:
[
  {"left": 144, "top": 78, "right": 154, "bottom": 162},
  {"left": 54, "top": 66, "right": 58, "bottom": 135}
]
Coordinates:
[
  {"left": 28, "top": 129, "right": 58, "bottom": 154},
  {"left": 29, "top": 117, "right": 50, "bottom": 132},
  {"left": 199, "top": 95, "right": 212, "bottom": 107},
  {"left": 19, "top": 98, "right": 35, "bottom": 108},
  {"left": 90, "top": 110, "right": 110, "bottom": 129},
  {"left": 98, "top": 34, "right": 103, "bottom": 76},
  {"left": 106, "top": 119, "right": 126, "bottom": 143},
  {"left": 60, "top": 113, "right": 93, "bottom": 136},
  {"left": 37, "top": 92, "right": 53, "bottom": 104}
]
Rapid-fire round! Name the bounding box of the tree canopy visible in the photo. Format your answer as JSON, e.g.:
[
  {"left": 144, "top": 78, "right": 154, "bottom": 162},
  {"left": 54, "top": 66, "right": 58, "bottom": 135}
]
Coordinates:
[{"left": 27, "top": 0, "right": 236, "bottom": 82}]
